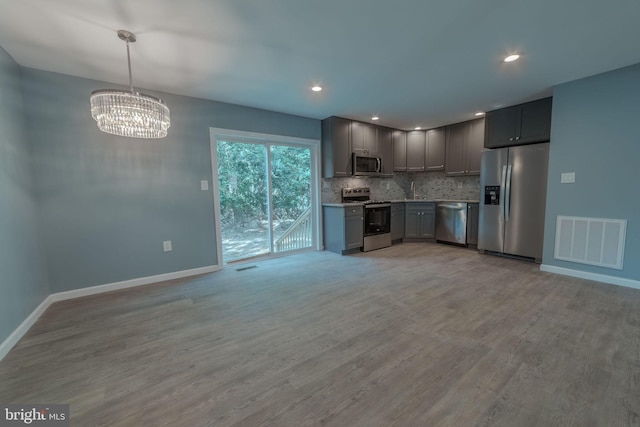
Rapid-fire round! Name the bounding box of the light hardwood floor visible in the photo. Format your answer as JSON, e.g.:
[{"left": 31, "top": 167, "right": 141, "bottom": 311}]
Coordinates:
[{"left": 1, "top": 243, "right": 639, "bottom": 426}]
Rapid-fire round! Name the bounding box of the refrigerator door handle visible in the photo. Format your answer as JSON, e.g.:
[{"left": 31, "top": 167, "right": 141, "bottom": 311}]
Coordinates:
[
  {"left": 500, "top": 165, "right": 507, "bottom": 219},
  {"left": 505, "top": 164, "right": 513, "bottom": 221}
]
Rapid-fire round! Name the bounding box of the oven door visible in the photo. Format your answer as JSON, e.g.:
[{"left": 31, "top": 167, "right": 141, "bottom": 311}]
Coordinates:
[{"left": 364, "top": 204, "right": 391, "bottom": 236}]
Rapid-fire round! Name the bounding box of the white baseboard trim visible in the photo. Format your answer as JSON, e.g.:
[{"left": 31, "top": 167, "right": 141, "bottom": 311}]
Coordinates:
[
  {"left": 0, "top": 294, "right": 54, "bottom": 362},
  {"left": 540, "top": 264, "right": 640, "bottom": 290},
  {"left": 50, "top": 265, "right": 220, "bottom": 302},
  {"left": 0, "top": 265, "right": 220, "bottom": 362}
]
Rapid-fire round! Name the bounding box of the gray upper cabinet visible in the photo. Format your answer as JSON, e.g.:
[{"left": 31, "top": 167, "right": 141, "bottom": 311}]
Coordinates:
[
  {"left": 466, "top": 118, "right": 485, "bottom": 174},
  {"left": 425, "top": 127, "right": 445, "bottom": 171},
  {"left": 377, "top": 126, "right": 394, "bottom": 176},
  {"left": 406, "top": 130, "right": 426, "bottom": 171},
  {"left": 321, "top": 116, "right": 351, "bottom": 178},
  {"left": 351, "top": 121, "right": 377, "bottom": 153},
  {"left": 321, "top": 114, "right": 488, "bottom": 178},
  {"left": 519, "top": 97, "right": 553, "bottom": 144},
  {"left": 445, "top": 118, "right": 485, "bottom": 176},
  {"left": 485, "top": 97, "right": 552, "bottom": 148},
  {"left": 484, "top": 107, "right": 517, "bottom": 148},
  {"left": 393, "top": 130, "right": 407, "bottom": 172},
  {"left": 445, "top": 122, "right": 466, "bottom": 176}
]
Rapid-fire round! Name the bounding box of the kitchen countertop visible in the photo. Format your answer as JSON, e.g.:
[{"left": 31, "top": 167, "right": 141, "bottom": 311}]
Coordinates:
[
  {"left": 322, "top": 202, "right": 364, "bottom": 207},
  {"left": 323, "top": 200, "right": 479, "bottom": 207},
  {"left": 395, "top": 199, "right": 480, "bottom": 203}
]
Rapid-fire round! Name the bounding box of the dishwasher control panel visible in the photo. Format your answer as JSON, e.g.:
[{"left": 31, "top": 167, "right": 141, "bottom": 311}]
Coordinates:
[{"left": 484, "top": 186, "right": 500, "bottom": 205}]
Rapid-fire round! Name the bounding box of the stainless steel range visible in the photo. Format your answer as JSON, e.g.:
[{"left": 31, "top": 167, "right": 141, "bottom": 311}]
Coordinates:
[{"left": 342, "top": 187, "right": 391, "bottom": 252}]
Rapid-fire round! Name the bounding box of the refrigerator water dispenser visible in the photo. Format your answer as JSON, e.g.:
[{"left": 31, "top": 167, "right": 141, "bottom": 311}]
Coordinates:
[{"left": 484, "top": 186, "right": 500, "bottom": 205}]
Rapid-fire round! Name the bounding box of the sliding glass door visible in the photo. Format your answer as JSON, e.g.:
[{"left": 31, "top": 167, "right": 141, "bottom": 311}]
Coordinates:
[
  {"left": 271, "top": 145, "right": 312, "bottom": 253},
  {"left": 214, "top": 134, "right": 315, "bottom": 264},
  {"left": 216, "top": 141, "right": 270, "bottom": 261}
]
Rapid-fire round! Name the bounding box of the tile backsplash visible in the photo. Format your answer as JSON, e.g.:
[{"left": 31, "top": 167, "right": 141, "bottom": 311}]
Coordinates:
[{"left": 321, "top": 172, "right": 480, "bottom": 203}]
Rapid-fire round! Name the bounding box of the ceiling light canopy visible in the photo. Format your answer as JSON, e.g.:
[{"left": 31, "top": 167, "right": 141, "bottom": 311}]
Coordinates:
[
  {"left": 504, "top": 54, "right": 520, "bottom": 63},
  {"left": 415, "top": 127, "right": 422, "bottom": 130},
  {"left": 475, "top": 112, "right": 485, "bottom": 116},
  {"left": 311, "top": 85, "right": 322, "bottom": 92},
  {"left": 371, "top": 116, "right": 379, "bottom": 121},
  {"left": 90, "top": 30, "right": 170, "bottom": 139}
]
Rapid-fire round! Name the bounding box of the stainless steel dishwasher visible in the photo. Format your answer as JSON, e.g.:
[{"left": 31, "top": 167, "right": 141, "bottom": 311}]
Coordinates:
[{"left": 435, "top": 202, "right": 468, "bottom": 245}]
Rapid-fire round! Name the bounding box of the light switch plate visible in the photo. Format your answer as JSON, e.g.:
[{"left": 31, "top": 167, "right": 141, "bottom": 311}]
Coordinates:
[
  {"left": 200, "top": 180, "right": 209, "bottom": 191},
  {"left": 561, "top": 172, "right": 576, "bottom": 184},
  {"left": 163, "top": 240, "right": 172, "bottom": 252}
]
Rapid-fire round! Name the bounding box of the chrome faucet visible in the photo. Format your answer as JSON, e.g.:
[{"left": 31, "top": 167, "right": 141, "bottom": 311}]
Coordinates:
[{"left": 410, "top": 181, "right": 417, "bottom": 200}]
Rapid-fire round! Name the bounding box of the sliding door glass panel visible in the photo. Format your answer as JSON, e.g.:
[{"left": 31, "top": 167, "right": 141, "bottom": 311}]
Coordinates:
[
  {"left": 216, "top": 140, "right": 270, "bottom": 263},
  {"left": 270, "top": 145, "right": 312, "bottom": 253}
]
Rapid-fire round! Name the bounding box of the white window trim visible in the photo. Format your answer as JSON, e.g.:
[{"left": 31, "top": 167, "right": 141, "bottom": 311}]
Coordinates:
[{"left": 209, "top": 127, "right": 322, "bottom": 266}]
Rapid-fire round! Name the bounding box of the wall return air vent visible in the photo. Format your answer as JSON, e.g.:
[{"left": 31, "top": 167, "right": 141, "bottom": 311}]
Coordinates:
[{"left": 554, "top": 216, "right": 626, "bottom": 270}]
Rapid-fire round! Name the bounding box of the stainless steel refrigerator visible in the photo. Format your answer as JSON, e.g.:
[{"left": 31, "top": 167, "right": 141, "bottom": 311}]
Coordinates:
[{"left": 478, "top": 143, "right": 549, "bottom": 262}]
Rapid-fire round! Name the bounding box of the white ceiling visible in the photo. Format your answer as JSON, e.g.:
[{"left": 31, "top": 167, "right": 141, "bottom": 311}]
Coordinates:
[{"left": 1, "top": 0, "right": 640, "bottom": 130}]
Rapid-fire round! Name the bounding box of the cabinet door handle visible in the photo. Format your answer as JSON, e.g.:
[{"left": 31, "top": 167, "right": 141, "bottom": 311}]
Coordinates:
[
  {"left": 515, "top": 136, "right": 520, "bottom": 141},
  {"left": 509, "top": 137, "right": 514, "bottom": 141}
]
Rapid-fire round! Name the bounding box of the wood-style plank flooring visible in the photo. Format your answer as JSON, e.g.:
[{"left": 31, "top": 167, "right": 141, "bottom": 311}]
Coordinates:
[{"left": 1, "top": 243, "right": 639, "bottom": 426}]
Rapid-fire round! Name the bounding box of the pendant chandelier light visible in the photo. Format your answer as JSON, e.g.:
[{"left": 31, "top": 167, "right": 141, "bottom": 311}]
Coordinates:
[{"left": 90, "top": 30, "right": 170, "bottom": 139}]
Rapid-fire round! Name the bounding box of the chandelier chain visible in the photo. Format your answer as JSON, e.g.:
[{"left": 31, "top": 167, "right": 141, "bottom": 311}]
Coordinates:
[{"left": 125, "top": 40, "right": 134, "bottom": 94}]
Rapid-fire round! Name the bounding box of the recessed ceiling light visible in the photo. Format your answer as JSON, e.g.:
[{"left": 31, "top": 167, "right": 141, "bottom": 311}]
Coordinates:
[
  {"left": 475, "top": 112, "right": 485, "bottom": 116},
  {"left": 504, "top": 54, "right": 520, "bottom": 63},
  {"left": 311, "top": 85, "right": 322, "bottom": 92},
  {"left": 415, "top": 127, "right": 422, "bottom": 130},
  {"left": 371, "top": 116, "right": 379, "bottom": 121}
]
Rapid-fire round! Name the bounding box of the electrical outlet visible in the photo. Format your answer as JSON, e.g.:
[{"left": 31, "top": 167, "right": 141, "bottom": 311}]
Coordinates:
[
  {"left": 163, "top": 240, "right": 172, "bottom": 252},
  {"left": 561, "top": 172, "right": 576, "bottom": 184},
  {"left": 386, "top": 182, "right": 390, "bottom": 190},
  {"left": 457, "top": 181, "right": 463, "bottom": 189},
  {"left": 200, "top": 180, "right": 209, "bottom": 190}
]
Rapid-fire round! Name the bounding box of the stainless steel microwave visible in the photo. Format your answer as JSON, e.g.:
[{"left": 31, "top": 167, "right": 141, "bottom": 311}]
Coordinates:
[{"left": 353, "top": 152, "right": 382, "bottom": 176}]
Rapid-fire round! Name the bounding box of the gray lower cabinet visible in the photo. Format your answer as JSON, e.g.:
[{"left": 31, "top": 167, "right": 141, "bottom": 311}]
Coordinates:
[
  {"left": 390, "top": 203, "right": 405, "bottom": 241},
  {"left": 404, "top": 203, "right": 435, "bottom": 238},
  {"left": 323, "top": 205, "right": 363, "bottom": 254},
  {"left": 466, "top": 203, "right": 479, "bottom": 245}
]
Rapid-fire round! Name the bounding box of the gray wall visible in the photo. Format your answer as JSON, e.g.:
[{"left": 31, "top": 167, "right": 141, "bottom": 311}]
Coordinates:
[
  {"left": 22, "top": 68, "right": 320, "bottom": 293},
  {"left": 0, "top": 49, "right": 50, "bottom": 343},
  {"left": 543, "top": 63, "right": 640, "bottom": 280}
]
